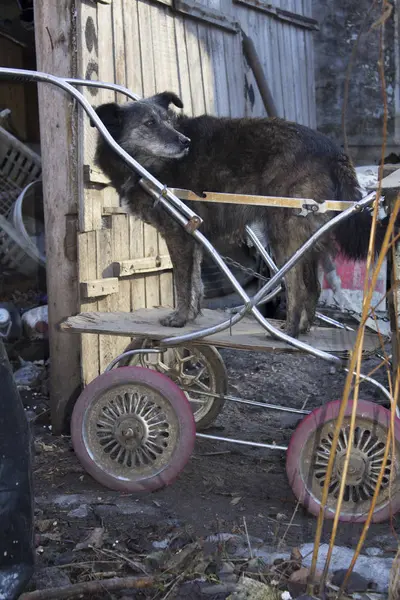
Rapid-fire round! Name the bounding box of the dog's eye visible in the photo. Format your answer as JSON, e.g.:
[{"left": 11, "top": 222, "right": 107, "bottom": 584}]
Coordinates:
[{"left": 144, "top": 119, "right": 156, "bottom": 127}]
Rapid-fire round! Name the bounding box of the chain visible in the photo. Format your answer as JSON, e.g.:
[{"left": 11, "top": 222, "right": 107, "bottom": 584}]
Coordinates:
[
  {"left": 317, "top": 299, "right": 390, "bottom": 323},
  {"left": 221, "top": 254, "right": 270, "bottom": 282}
]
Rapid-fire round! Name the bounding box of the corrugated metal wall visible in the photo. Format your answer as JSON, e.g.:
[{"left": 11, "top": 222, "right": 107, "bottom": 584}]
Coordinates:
[{"left": 77, "top": 0, "right": 318, "bottom": 383}]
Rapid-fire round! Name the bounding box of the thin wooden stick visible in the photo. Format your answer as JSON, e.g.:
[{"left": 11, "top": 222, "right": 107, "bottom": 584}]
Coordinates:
[{"left": 18, "top": 576, "right": 155, "bottom": 600}]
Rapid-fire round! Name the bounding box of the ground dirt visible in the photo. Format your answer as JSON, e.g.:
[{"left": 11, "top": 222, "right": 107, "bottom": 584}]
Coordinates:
[{"left": 5, "top": 281, "right": 399, "bottom": 596}]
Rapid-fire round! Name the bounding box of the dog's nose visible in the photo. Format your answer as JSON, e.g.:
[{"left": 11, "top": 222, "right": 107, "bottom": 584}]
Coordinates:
[{"left": 179, "top": 135, "right": 190, "bottom": 148}]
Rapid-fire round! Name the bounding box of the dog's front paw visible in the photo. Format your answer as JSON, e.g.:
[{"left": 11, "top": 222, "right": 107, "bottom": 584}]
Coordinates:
[
  {"left": 279, "top": 320, "right": 300, "bottom": 339},
  {"left": 160, "top": 311, "right": 188, "bottom": 328}
]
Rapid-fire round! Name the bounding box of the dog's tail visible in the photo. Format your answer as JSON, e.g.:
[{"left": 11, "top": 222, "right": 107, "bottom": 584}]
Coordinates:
[{"left": 331, "top": 155, "right": 388, "bottom": 260}]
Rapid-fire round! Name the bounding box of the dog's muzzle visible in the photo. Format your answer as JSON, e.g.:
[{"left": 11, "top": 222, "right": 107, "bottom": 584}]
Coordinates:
[{"left": 179, "top": 134, "right": 191, "bottom": 150}]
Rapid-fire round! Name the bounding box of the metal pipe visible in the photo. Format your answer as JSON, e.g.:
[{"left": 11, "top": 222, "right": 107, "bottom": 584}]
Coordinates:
[
  {"left": 181, "top": 388, "right": 310, "bottom": 415},
  {"left": 196, "top": 432, "right": 287, "bottom": 451},
  {"left": 0, "top": 68, "right": 203, "bottom": 229},
  {"left": 64, "top": 78, "right": 140, "bottom": 102},
  {"left": 316, "top": 313, "right": 352, "bottom": 331},
  {"left": 104, "top": 348, "right": 162, "bottom": 371},
  {"left": 245, "top": 225, "right": 278, "bottom": 274},
  {"left": 345, "top": 368, "right": 400, "bottom": 417}
]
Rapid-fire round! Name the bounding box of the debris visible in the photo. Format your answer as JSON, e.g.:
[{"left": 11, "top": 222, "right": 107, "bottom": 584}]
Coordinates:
[
  {"left": 18, "top": 575, "right": 154, "bottom": 600},
  {"left": 32, "top": 567, "right": 71, "bottom": 591},
  {"left": 228, "top": 577, "right": 281, "bottom": 600},
  {"left": 331, "top": 569, "right": 377, "bottom": 593},
  {"left": 67, "top": 504, "right": 89, "bottom": 519},
  {"left": 36, "top": 519, "right": 55, "bottom": 533},
  {"left": 365, "top": 547, "right": 384, "bottom": 557},
  {"left": 246, "top": 557, "right": 267, "bottom": 573},
  {"left": 74, "top": 527, "right": 105, "bottom": 551},
  {"left": 164, "top": 541, "right": 203, "bottom": 572},
  {"left": 276, "top": 513, "right": 286, "bottom": 521},
  {"left": 22, "top": 306, "right": 48, "bottom": 339},
  {"left": 219, "top": 561, "right": 237, "bottom": 584},
  {"left": 300, "top": 543, "right": 392, "bottom": 593},
  {"left": 205, "top": 533, "right": 289, "bottom": 563},
  {"left": 290, "top": 548, "right": 302, "bottom": 567},
  {"left": 201, "top": 581, "right": 238, "bottom": 595},
  {"left": 152, "top": 538, "right": 170, "bottom": 550},
  {"left": 289, "top": 567, "right": 322, "bottom": 586},
  {"left": 13, "top": 361, "right": 44, "bottom": 389},
  {"left": 287, "top": 567, "right": 322, "bottom": 597}
]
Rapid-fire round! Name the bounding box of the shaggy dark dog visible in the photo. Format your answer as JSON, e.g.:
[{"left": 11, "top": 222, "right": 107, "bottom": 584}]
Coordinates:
[{"left": 93, "top": 91, "right": 387, "bottom": 338}]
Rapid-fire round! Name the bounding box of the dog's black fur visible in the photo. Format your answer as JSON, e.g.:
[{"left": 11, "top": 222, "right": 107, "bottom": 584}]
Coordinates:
[{"left": 93, "top": 91, "right": 388, "bottom": 337}]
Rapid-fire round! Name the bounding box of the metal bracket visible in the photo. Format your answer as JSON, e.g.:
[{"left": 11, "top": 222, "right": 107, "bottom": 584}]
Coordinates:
[{"left": 298, "top": 200, "right": 322, "bottom": 217}]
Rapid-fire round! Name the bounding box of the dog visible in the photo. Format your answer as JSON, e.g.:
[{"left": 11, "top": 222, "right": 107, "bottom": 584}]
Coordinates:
[{"left": 93, "top": 91, "right": 389, "bottom": 338}]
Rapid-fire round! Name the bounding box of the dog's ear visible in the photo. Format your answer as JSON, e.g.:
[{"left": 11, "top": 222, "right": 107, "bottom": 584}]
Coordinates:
[
  {"left": 145, "top": 91, "right": 184, "bottom": 110},
  {"left": 90, "top": 102, "right": 121, "bottom": 128}
]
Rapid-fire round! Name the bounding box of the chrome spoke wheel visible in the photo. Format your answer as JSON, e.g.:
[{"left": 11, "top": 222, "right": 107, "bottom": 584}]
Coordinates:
[
  {"left": 95, "top": 389, "right": 173, "bottom": 471},
  {"left": 312, "top": 424, "right": 391, "bottom": 508},
  {"left": 287, "top": 400, "right": 400, "bottom": 522},
  {"left": 120, "top": 339, "right": 227, "bottom": 430},
  {"left": 83, "top": 381, "right": 180, "bottom": 481}
]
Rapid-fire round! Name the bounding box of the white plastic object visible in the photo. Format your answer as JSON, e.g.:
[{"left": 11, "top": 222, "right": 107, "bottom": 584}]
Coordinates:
[
  {"left": 21, "top": 306, "right": 48, "bottom": 340},
  {"left": 0, "top": 308, "right": 11, "bottom": 338},
  {"left": 11, "top": 180, "right": 46, "bottom": 266}
]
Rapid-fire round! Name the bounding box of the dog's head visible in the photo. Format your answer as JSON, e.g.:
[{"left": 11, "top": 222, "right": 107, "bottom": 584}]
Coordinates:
[{"left": 93, "top": 91, "right": 190, "bottom": 160}]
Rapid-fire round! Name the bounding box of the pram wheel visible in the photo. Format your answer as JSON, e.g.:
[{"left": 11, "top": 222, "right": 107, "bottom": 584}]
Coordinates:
[
  {"left": 120, "top": 339, "right": 227, "bottom": 430},
  {"left": 70, "top": 367, "right": 196, "bottom": 492},
  {"left": 286, "top": 399, "right": 400, "bottom": 523}
]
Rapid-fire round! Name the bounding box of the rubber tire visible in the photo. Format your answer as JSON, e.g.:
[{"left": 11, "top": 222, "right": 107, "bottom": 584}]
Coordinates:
[
  {"left": 286, "top": 399, "right": 400, "bottom": 523},
  {"left": 71, "top": 366, "right": 196, "bottom": 493},
  {"left": 120, "top": 339, "right": 228, "bottom": 431}
]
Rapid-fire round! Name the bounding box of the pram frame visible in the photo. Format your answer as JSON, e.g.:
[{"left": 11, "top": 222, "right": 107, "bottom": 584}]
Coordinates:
[{"left": 0, "top": 67, "right": 395, "bottom": 443}]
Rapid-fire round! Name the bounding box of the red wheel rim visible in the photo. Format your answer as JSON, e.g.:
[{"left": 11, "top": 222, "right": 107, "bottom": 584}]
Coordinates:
[
  {"left": 286, "top": 399, "right": 400, "bottom": 523},
  {"left": 71, "top": 366, "right": 196, "bottom": 493}
]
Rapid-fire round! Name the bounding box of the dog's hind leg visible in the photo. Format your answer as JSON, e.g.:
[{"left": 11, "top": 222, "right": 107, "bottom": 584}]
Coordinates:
[
  {"left": 266, "top": 216, "right": 312, "bottom": 338},
  {"left": 160, "top": 231, "right": 204, "bottom": 328},
  {"left": 301, "top": 252, "right": 321, "bottom": 332}
]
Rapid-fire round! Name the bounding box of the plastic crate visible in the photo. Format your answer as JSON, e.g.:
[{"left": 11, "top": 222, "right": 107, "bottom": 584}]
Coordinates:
[
  {"left": 0, "top": 213, "right": 42, "bottom": 276},
  {"left": 0, "top": 126, "right": 42, "bottom": 217}
]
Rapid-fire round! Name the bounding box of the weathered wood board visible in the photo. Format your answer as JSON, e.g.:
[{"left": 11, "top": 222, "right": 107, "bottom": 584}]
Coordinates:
[{"left": 60, "top": 308, "right": 383, "bottom": 355}]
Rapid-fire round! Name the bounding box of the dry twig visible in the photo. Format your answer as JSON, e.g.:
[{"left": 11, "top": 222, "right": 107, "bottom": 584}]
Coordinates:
[{"left": 19, "top": 576, "right": 154, "bottom": 600}]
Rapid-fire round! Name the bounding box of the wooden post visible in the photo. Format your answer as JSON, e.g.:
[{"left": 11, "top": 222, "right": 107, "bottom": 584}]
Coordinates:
[{"left": 34, "top": 0, "right": 81, "bottom": 433}]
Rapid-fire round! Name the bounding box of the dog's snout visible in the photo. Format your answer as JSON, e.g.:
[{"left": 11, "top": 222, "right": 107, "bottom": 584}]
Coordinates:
[{"left": 179, "top": 135, "right": 191, "bottom": 148}]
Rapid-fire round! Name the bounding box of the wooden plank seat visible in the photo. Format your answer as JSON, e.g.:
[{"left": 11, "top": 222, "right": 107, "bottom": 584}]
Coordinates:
[{"left": 59, "top": 307, "right": 384, "bottom": 356}]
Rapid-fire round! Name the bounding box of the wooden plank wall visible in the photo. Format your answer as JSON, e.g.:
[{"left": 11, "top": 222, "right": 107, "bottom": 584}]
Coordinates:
[
  {"left": 231, "top": 0, "right": 317, "bottom": 126},
  {"left": 76, "top": 0, "right": 245, "bottom": 384},
  {"left": 76, "top": 0, "right": 316, "bottom": 385}
]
